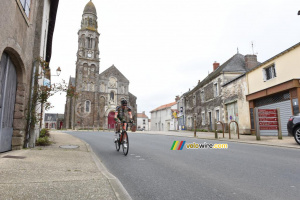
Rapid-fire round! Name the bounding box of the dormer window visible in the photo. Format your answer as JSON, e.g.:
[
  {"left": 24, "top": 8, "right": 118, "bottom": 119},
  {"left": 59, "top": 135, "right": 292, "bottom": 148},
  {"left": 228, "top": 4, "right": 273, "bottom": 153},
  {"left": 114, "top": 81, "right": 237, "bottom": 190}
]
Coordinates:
[{"left": 263, "top": 64, "right": 276, "bottom": 81}]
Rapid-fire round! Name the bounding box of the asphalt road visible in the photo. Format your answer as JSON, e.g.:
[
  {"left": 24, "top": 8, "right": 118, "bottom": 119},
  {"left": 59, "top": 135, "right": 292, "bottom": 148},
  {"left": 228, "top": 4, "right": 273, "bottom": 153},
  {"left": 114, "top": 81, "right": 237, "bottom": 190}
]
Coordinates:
[{"left": 65, "top": 131, "right": 300, "bottom": 200}]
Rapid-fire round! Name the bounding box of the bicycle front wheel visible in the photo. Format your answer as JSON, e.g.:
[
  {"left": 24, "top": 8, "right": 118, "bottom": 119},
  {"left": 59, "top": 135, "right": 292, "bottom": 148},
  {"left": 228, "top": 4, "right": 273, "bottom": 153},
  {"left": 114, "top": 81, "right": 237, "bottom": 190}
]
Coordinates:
[{"left": 122, "top": 131, "right": 129, "bottom": 156}]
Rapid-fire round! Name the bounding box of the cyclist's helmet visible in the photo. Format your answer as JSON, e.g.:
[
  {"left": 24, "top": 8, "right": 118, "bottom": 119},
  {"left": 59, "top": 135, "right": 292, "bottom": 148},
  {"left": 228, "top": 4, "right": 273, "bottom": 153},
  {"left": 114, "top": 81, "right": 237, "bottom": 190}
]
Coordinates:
[{"left": 121, "top": 99, "right": 127, "bottom": 106}]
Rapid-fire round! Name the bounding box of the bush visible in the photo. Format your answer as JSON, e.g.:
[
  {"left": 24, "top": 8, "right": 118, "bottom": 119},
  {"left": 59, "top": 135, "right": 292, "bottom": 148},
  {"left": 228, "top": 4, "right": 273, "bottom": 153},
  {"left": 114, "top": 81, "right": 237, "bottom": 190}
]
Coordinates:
[
  {"left": 36, "top": 136, "right": 51, "bottom": 146},
  {"left": 40, "top": 128, "right": 50, "bottom": 138},
  {"left": 197, "top": 129, "right": 208, "bottom": 132}
]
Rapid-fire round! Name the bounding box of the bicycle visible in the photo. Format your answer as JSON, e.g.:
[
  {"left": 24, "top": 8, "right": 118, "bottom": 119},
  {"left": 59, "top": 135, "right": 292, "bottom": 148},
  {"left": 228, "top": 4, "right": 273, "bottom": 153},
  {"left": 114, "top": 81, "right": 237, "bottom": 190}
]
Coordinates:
[{"left": 115, "top": 121, "right": 133, "bottom": 156}]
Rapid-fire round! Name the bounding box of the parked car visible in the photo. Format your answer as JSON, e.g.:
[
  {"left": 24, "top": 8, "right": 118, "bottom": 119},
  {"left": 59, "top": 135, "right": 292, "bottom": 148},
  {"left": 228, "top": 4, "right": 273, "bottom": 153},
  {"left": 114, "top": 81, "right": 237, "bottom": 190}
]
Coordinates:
[{"left": 287, "top": 114, "right": 300, "bottom": 145}]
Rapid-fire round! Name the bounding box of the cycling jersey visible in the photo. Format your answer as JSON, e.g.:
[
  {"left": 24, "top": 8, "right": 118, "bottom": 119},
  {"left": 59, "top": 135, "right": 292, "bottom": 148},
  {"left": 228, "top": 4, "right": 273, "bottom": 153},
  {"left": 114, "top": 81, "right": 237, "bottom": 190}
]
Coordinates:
[{"left": 115, "top": 105, "right": 132, "bottom": 122}]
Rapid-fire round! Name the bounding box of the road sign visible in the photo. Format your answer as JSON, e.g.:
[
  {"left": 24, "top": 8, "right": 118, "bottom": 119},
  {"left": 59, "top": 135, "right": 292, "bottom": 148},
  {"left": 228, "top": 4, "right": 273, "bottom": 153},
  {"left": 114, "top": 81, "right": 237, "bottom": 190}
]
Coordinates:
[
  {"left": 259, "top": 118, "right": 278, "bottom": 121},
  {"left": 258, "top": 109, "right": 278, "bottom": 131},
  {"left": 259, "top": 122, "right": 278, "bottom": 126},
  {"left": 258, "top": 109, "right": 277, "bottom": 113},
  {"left": 258, "top": 113, "right": 277, "bottom": 117},
  {"left": 260, "top": 126, "right": 278, "bottom": 130}
]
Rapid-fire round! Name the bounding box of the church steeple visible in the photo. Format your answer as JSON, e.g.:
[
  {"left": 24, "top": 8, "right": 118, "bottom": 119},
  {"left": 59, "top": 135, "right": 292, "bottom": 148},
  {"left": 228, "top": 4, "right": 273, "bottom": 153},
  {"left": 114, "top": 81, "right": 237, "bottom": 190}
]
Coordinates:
[
  {"left": 77, "top": 0, "right": 100, "bottom": 61},
  {"left": 81, "top": 0, "right": 98, "bottom": 31}
]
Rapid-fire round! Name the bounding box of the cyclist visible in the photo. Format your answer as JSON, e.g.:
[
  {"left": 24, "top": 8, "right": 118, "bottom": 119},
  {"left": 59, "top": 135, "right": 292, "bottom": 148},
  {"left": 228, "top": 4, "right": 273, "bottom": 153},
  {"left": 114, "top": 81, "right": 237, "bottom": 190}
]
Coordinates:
[{"left": 114, "top": 99, "right": 133, "bottom": 142}]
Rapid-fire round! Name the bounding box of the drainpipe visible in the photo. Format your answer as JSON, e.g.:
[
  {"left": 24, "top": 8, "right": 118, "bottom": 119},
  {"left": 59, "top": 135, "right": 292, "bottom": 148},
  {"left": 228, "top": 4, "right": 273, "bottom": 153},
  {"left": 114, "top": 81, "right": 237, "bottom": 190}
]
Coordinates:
[{"left": 24, "top": 60, "right": 39, "bottom": 148}]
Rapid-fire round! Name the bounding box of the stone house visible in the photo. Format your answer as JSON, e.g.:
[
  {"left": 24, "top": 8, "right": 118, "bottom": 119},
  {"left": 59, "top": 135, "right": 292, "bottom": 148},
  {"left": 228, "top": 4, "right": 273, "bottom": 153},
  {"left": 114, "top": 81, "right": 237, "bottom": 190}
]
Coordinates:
[
  {"left": 177, "top": 95, "right": 186, "bottom": 130},
  {"left": 44, "top": 113, "right": 64, "bottom": 129},
  {"left": 222, "top": 74, "right": 251, "bottom": 134},
  {"left": 0, "top": 0, "right": 59, "bottom": 152},
  {"left": 246, "top": 42, "right": 300, "bottom": 136},
  {"left": 150, "top": 102, "right": 177, "bottom": 131},
  {"left": 183, "top": 53, "right": 258, "bottom": 132},
  {"left": 137, "top": 111, "right": 149, "bottom": 131},
  {"left": 64, "top": 1, "right": 137, "bottom": 130}
]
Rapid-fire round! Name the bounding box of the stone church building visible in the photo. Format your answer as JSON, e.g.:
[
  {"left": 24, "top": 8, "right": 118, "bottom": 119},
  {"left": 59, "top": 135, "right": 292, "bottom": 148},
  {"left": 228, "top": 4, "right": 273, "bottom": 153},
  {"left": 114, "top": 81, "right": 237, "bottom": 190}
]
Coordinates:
[{"left": 64, "top": 1, "right": 137, "bottom": 130}]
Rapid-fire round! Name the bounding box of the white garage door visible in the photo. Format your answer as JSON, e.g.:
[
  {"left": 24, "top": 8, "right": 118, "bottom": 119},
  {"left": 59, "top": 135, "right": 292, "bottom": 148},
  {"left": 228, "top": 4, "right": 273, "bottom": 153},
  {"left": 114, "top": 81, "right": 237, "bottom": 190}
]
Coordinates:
[{"left": 258, "top": 100, "right": 292, "bottom": 136}]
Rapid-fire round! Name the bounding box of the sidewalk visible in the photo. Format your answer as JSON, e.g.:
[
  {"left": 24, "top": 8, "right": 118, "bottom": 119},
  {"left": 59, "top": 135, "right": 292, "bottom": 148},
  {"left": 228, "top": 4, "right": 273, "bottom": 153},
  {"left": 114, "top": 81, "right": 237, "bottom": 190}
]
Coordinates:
[
  {"left": 0, "top": 131, "right": 131, "bottom": 200},
  {"left": 136, "top": 130, "right": 300, "bottom": 149}
]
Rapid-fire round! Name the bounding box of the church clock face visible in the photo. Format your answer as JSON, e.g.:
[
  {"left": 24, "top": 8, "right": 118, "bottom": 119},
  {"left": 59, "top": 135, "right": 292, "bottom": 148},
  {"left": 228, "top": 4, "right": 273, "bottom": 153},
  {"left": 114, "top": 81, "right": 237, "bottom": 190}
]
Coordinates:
[{"left": 87, "top": 50, "right": 92, "bottom": 58}]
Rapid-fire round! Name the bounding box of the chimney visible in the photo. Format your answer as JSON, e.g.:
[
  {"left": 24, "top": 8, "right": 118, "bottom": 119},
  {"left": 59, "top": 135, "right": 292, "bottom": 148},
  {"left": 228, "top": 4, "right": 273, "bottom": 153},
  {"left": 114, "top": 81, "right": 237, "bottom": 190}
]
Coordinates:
[
  {"left": 245, "top": 55, "right": 258, "bottom": 70},
  {"left": 142, "top": 111, "right": 145, "bottom": 114},
  {"left": 213, "top": 61, "right": 220, "bottom": 71},
  {"left": 175, "top": 95, "right": 180, "bottom": 102}
]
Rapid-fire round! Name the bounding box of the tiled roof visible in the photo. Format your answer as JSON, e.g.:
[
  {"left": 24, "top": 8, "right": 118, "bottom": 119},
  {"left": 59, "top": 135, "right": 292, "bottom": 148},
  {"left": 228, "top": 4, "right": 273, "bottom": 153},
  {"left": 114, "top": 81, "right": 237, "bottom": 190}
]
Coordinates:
[
  {"left": 137, "top": 113, "right": 148, "bottom": 118},
  {"left": 45, "top": 113, "right": 58, "bottom": 121},
  {"left": 150, "top": 102, "right": 177, "bottom": 112},
  {"left": 185, "top": 53, "right": 248, "bottom": 95}
]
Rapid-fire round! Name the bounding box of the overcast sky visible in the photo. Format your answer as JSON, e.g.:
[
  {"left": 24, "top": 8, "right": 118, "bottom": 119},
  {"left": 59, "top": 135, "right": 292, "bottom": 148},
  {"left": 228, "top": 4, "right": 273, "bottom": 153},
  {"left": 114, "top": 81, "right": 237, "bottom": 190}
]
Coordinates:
[{"left": 48, "top": 0, "right": 300, "bottom": 118}]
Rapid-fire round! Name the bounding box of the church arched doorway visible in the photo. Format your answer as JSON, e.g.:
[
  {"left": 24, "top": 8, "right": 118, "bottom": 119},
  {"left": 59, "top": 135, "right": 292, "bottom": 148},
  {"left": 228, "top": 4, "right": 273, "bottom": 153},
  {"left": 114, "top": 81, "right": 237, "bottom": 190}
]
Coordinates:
[{"left": 108, "top": 111, "right": 115, "bottom": 130}]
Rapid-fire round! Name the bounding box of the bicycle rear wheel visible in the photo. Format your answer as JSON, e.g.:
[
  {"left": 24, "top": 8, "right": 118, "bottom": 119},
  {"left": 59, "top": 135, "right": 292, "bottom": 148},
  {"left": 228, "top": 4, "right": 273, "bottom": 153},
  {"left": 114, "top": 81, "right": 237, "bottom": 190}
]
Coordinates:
[
  {"left": 122, "top": 131, "right": 129, "bottom": 156},
  {"left": 115, "top": 133, "right": 120, "bottom": 151}
]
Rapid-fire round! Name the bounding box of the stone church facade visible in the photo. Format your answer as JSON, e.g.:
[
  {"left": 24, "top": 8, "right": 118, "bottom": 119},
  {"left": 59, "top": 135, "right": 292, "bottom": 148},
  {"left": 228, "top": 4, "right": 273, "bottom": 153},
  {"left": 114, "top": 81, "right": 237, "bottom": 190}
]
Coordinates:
[{"left": 64, "top": 1, "right": 137, "bottom": 130}]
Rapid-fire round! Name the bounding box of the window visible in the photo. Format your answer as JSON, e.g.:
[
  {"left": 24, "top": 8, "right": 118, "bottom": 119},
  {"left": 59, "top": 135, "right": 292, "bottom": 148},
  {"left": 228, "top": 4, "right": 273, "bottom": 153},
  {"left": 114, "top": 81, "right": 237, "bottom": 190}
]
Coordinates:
[
  {"left": 214, "top": 83, "right": 219, "bottom": 97},
  {"left": 143, "top": 119, "right": 146, "bottom": 125},
  {"left": 193, "top": 94, "right": 196, "bottom": 105},
  {"left": 110, "top": 91, "right": 114, "bottom": 101},
  {"left": 20, "top": 0, "right": 31, "bottom": 17},
  {"left": 215, "top": 110, "right": 220, "bottom": 121},
  {"left": 200, "top": 90, "right": 205, "bottom": 102},
  {"left": 263, "top": 64, "right": 276, "bottom": 81},
  {"left": 201, "top": 112, "right": 205, "bottom": 125},
  {"left": 85, "top": 100, "right": 91, "bottom": 113}
]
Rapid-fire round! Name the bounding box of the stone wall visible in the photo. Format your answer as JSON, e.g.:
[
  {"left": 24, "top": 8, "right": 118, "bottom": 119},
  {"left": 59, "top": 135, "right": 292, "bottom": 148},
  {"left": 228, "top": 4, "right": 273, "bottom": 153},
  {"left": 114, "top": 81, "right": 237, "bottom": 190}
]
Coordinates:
[
  {"left": 222, "top": 75, "right": 251, "bottom": 134},
  {"left": 0, "top": 0, "right": 45, "bottom": 150}
]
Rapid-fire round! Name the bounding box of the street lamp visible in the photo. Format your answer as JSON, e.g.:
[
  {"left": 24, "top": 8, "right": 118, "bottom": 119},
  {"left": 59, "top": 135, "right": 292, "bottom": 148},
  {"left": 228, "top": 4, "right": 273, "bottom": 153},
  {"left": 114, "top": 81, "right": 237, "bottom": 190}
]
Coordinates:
[
  {"left": 39, "top": 67, "right": 61, "bottom": 79},
  {"left": 51, "top": 67, "right": 61, "bottom": 76}
]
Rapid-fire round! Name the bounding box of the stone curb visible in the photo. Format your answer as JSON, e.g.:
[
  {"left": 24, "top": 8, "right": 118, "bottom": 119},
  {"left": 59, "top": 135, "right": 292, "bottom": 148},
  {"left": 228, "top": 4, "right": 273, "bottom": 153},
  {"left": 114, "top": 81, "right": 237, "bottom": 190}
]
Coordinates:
[{"left": 74, "top": 135, "right": 132, "bottom": 200}]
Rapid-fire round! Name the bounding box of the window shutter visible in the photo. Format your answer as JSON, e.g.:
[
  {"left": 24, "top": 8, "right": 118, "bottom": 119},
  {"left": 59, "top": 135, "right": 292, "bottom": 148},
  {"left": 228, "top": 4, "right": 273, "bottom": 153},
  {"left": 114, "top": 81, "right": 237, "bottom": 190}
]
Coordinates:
[{"left": 262, "top": 68, "right": 267, "bottom": 81}]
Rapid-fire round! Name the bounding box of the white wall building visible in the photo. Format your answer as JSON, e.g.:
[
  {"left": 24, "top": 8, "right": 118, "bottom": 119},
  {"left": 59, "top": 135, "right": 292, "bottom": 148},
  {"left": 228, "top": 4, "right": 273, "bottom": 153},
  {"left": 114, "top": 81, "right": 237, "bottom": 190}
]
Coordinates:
[
  {"left": 150, "top": 102, "right": 178, "bottom": 131},
  {"left": 137, "top": 111, "right": 149, "bottom": 131}
]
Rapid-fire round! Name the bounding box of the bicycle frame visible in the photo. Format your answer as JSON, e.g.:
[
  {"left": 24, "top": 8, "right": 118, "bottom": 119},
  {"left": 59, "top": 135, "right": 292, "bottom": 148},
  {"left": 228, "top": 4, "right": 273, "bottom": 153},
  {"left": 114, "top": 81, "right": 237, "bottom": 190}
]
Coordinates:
[{"left": 115, "top": 122, "right": 132, "bottom": 156}]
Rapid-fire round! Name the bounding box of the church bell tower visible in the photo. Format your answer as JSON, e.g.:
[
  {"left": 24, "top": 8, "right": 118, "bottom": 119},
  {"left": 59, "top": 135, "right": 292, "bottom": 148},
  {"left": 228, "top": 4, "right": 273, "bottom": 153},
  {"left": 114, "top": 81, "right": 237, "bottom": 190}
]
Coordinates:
[{"left": 74, "top": 0, "right": 100, "bottom": 128}]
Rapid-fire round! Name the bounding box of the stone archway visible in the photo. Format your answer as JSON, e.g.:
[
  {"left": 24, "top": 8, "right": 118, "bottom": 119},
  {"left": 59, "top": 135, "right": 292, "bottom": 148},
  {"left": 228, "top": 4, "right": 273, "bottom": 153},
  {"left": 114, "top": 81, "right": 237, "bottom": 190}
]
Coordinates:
[{"left": 0, "top": 47, "right": 27, "bottom": 150}]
